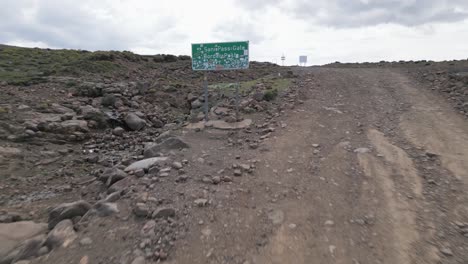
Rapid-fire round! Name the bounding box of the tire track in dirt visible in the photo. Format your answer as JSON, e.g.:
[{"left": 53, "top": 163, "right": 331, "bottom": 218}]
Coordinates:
[{"left": 358, "top": 128, "right": 439, "bottom": 264}]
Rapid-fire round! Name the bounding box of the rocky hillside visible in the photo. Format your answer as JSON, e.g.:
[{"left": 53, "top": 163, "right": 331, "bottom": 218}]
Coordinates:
[{"left": 0, "top": 45, "right": 299, "bottom": 263}]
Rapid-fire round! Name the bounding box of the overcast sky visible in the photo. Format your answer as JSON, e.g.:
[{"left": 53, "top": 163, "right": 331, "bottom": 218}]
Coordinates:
[{"left": 1, "top": 0, "right": 467, "bottom": 65}]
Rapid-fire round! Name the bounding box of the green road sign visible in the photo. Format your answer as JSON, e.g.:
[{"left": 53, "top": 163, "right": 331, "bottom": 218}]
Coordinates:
[{"left": 191, "top": 41, "right": 249, "bottom": 71}]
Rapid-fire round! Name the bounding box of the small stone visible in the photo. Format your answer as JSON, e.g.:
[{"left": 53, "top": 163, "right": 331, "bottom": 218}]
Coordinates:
[
  {"left": 25, "top": 129, "right": 36, "bottom": 136},
  {"left": 222, "top": 176, "right": 233, "bottom": 182},
  {"left": 288, "top": 223, "right": 297, "bottom": 229},
  {"left": 112, "top": 127, "right": 125, "bottom": 136},
  {"left": 240, "top": 164, "right": 250, "bottom": 171},
  {"left": 249, "top": 143, "right": 259, "bottom": 149},
  {"left": 133, "top": 203, "right": 150, "bottom": 217},
  {"left": 15, "top": 261, "right": 31, "bottom": 264},
  {"left": 234, "top": 169, "right": 242, "bottom": 177},
  {"left": 148, "top": 166, "right": 160, "bottom": 175},
  {"left": 80, "top": 237, "right": 93, "bottom": 246},
  {"left": 176, "top": 175, "right": 189, "bottom": 183},
  {"left": 212, "top": 176, "right": 221, "bottom": 184},
  {"left": 440, "top": 247, "right": 453, "bottom": 256},
  {"left": 140, "top": 220, "right": 156, "bottom": 237},
  {"left": 152, "top": 207, "right": 176, "bottom": 219},
  {"left": 172, "top": 161, "right": 183, "bottom": 170},
  {"left": 194, "top": 198, "right": 208, "bottom": 207},
  {"left": 93, "top": 202, "right": 119, "bottom": 217},
  {"left": 354, "top": 148, "right": 370, "bottom": 154},
  {"left": 37, "top": 246, "right": 49, "bottom": 256},
  {"left": 202, "top": 176, "right": 212, "bottom": 184},
  {"left": 80, "top": 256, "right": 89, "bottom": 264},
  {"left": 312, "top": 144, "right": 320, "bottom": 148},
  {"left": 325, "top": 220, "right": 334, "bottom": 226},
  {"left": 131, "top": 256, "right": 146, "bottom": 264}
]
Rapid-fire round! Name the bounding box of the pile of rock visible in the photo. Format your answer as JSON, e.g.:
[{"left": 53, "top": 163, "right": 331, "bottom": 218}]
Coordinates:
[{"left": 419, "top": 70, "right": 468, "bottom": 117}]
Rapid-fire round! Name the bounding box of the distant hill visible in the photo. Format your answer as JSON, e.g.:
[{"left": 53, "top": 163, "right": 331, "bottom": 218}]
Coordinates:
[{"left": 0, "top": 44, "right": 191, "bottom": 85}]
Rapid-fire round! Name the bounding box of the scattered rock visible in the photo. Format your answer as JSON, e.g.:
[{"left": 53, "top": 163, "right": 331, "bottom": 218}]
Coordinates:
[
  {"left": 0, "top": 146, "right": 22, "bottom": 158},
  {"left": 131, "top": 256, "right": 146, "bottom": 264},
  {"left": 140, "top": 220, "right": 156, "bottom": 237},
  {"left": 124, "top": 113, "right": 146, "bottom": 131},
  {"left": 112, "top": 127, "right": 125, "bottom": 136},
  {"left": 152, "top": 207, "right": 176, "bottom": 219},
  {"left": 79, "top": 237, "right": 93, "bottom": 246},
  {"left": 354, "top": 148, "right": 370, "bottom": 154},
  {"left": 172, "top": 161, "right": 183, "bottom": 170},
  {"left": 133, "top": 203, "right": 150, "bottom": 217},
  {"left": 212, "top": 176, "right": 221, "bottom": 184},
  {"left": 93, "top": 202, "right": 119, "bottom": 217},
  {"left": 44, "top": 219, "right": 77, "bottom": 249},
  {"left": 103, "top": 191, "right": 121, "bottom": 203},
  {"left": 0, "top": 221, "right": 47, "bottom": 259},
  {"left": 48, "top": 200, "right": 92, "bottom": 229},
  {"left": 439, "top": 247, "right": 453, "bottom": 256},
  {"left": 124, "top": 157, "right": 168, "bottom": 172},
  {"left": 222, "top": 176, "right": 233, "bottom": 182},
  {"left": 234, "top": 169, "right": 242, "bottom": 177},
  {"left": 194, "top": 199, "right": 208, "bottom": 207},
  {"left": 99, "top": 167, "right": 128, "bottom": 186},
  {"left": 80, "top": 255, "right": 89, "bottom": 264},
  {"left": 0, "top": 212, "right": 22, "bottom": 223},
  {"left": 108, "top": 176, "right": 133, "bottom": 194},
  {"left": 268, "top": 210, "right": 284, "bottom": 225},
  {"left": 144, "top": 137, "right": 189, "bottom": 157},
  {"left": 1, "top": 234, "right": 46, "bottom": 264},
  {"left": 205, "top": 119, "right": 252, "bottom": 130}
]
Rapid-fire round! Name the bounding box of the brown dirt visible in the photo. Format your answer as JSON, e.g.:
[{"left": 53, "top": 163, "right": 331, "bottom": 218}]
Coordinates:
[
  {"left": 168, "top": 67, "right": 468, "bottom": 264},
  {"left": 2, "top": 65, "right": 468, "bottom": 264}
]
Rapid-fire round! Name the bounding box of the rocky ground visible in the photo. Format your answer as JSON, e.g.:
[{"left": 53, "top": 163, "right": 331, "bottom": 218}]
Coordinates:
[{"left": 0, "top": 46, "right": 467, "bottom": 264}]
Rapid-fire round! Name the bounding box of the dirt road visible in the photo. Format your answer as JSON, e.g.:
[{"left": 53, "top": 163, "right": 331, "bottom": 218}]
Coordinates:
[{"left": 172, "top": 68, "right": 468, "bottom": 264}]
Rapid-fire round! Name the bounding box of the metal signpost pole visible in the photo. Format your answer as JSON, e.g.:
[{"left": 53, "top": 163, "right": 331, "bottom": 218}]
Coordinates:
[
  {"left": 235, "top": 76, "right": 240, "bottom": 121},
  {"left": 203, "top": 74, "right": 208, "bottom": 122}
]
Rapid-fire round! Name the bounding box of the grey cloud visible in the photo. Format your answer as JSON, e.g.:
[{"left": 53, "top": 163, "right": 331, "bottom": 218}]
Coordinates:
[
  {"left": 0, "top": 0, "right": 177, "bottom": 51},
  {"left": 214, "top": 19, "right": 269, "bottom": 43},
  {"left": 235, "top": 0, "right": 468, "bottom": 27},
  {"left": 234, "top": 0, "right": 281, "bottom": 10}
]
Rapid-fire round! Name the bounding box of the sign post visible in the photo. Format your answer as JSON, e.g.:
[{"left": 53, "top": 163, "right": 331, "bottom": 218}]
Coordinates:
[
  {"left": 203, "top": 74, "right": 208, "bottom": 121},
  {"left": 191, "top": 41, "right": 249, "bottom": 122},
  {"left": 299, "top": 55, "right": 307, "bottom": 66}
]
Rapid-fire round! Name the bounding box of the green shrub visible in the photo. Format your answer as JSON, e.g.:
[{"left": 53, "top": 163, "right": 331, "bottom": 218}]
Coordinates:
[{"left": 263, "top": 89, "right": 278, "bottom": 101}]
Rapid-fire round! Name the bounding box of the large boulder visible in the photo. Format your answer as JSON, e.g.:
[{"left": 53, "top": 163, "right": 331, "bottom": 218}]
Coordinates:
[
  {"left": 0, "top": 234, "right": 46, "bottom": 264},
  {"left": 143, "top": 137, "right": 189, "bottom": 158},
  {"left": 124, "top": 157, "right": 168, "bottom": 172},
  {"left": 44, "top": 220, "right": 77, "bottom": 250},
  {"left": 48, "top": 201, "right": 92, "bottom": 229},
  {"left": 98, "top": 167, "right": 127, "bottom": 186},
  {"left": 60, "top": 120, "right": 89, "bottom": 133},
  {"left": 124, "top": 113, "right": 146, "bottom": 131},
  {"left": 50, "top": 104, "right": 75, "bottom": 114},
  {"left": 81, "top": 105, "right": 109, "bottom": 129},
  {"left": 108, "top": 177, "right": 133, "bottom": 194},
  {"left": 0, "top": 221, "right": 47, "bottom": 260}
]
